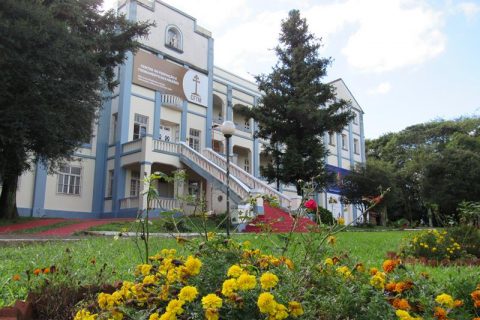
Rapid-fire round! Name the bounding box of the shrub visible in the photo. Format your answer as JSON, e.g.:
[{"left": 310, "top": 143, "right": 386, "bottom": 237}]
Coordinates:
[
  {"left": 317, "top": 207, "right": 334, "bottom": 225},
  {"left": 447, "top": 225, "right": 480, "bottom": 258},
  {"left": 400, "top": 229, "right": 464, "bottom": 261}
]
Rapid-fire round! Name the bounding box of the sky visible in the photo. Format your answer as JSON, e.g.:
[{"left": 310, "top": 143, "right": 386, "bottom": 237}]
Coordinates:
[{"left": 103, "top": 0, "right": 480, "bottom": 139}]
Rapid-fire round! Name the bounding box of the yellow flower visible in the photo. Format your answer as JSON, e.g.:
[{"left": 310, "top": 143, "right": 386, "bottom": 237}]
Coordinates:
[
  {"left": 202, "top": 294, "right": 223, "bottom": 309},
  {"left": 283, "top": 258, "right": 295, "bottom": 270},
  {"left": 273, "top": 303, "right": 289, "bottom": 319},
  {"left": 166, "top": 299, "right": 185, "bottom": 315},
  {"left": 435, "top": 293, "right": 455, "bottom": 308},
  {"left": 370, "top": 272, "right": 386, "bottom": 290},
  {"left": 243, "top": 240, "right": 251, "bottom": 248},
  {"left": 148, "top": 313, "right": 159, "bottom": 320},
  {"left": 288, "top": 301, "right": 304, "bottom": 317},
  {"left": 207, "top": 232, "right": 216, "bottom": 240},
  {"left": 159, "top": 312, "right": 176, "bottom": 320},
  {"left": 74, "top": 309, "right": 98, "bottom": 320},
  {"left": 143, "top": 275, "right": 156, "bottom": 285},
  {"left": 336, "top": 266, "right": 352, "bottom": 279},
  {"left": 337, "top": 217, "right": 345, "bottom": 225},
  {"left": 324, "top": 258, "right": 334, "bottom": 266},
  {"left": 257, "top": 292, "right": 277, "bottom": 314},
  {"left": 178, "top": 286, "right": 198, "bottom": 302},
  {"left": 227, "top": 265, "right": 244, "bottom": 278},
  {"left": 204, "top": 308, "right": 219, "bottom": 320},
  {"left": 327, "top": 235, "right": 336, "bottom": 245},
  {"left": 236, "top": 273, "right": 257, "bottom": 290},
  {"left": 221, "top": 278, "right": 237, "bottom": 298},
  {"left": 137, "top": 264, "right": 152, "bottom": 276},
  {"left": 260, "top": 272, "right": 279, "bottom": 290},
  {"left": 184, "top": 256, "right": 202, "bottom": 276}
]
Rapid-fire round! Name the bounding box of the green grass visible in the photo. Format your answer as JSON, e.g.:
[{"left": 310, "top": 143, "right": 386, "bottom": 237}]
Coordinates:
[
  {"left": 0, "top": 230, "right": 479, "bottom": 308},
  {"left": 12, "top": 221, "right": 80, "bottom": 234},
  {"left": 87, "top": 216, "right": 225, "bottom": 233}
]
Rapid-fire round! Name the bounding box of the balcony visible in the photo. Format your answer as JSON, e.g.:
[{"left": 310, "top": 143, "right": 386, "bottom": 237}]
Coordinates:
[{"left": 161, "top": 94, "right": 182, "bottom": 110}]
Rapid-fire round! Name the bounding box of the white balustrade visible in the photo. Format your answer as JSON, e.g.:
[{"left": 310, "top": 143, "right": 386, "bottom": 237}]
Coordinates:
[
  {"left": 153, "top": 140, "right": 179, "bottom": 154},
  {"left": 161, "top": 94, "right": 182, "bottom": 109},
  {"left": 122, "top": 140, "right": 142, "bottom": 153},
  {"left": 153, "top": 197, "right": 180, "bottom": 210},
  {"left": 202, "top": 149, "right": 293, "bottom": 209},
  {"left": 120, "top": 196, "right": 140, "bottom": 209},
  {"left": 179, "top": 143, "right": 250, "bottom": 201}
]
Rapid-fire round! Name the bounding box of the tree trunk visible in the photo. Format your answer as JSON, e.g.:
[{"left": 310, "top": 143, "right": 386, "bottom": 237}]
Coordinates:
[{"left": 0, "top": 174, "right": 19, "bottom": 219}]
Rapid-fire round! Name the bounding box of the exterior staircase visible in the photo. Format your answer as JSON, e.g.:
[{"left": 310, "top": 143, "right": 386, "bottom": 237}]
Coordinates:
[{"left": 244, "top": 203, "right": 316, "bottom": 233}]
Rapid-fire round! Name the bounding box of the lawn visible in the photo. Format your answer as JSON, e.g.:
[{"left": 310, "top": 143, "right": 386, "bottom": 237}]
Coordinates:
[{"left": 0, "top": 230, "right": 479, "bottom": 308}]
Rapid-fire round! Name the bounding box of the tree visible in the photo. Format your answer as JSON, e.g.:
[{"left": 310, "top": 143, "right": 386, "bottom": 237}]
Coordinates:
[
  {"left": 0, "top": 0, "right": 152, "bottom": 219},
  {"left": 239, "top": 10, "right": 353, "bottom": 195}
]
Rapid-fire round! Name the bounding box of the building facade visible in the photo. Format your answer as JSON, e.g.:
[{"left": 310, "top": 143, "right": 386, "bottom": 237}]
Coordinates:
[{"left": 12, "top": 0, "right": 365, "bottom": 224}]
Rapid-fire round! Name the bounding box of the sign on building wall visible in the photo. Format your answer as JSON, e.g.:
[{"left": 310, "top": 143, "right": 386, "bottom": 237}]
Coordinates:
[{"left": 132, "top": 50, "right": 208, "bottom": 107}]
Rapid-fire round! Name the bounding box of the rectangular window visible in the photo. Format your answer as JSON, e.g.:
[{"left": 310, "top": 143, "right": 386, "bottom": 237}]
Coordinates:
[
  {"left": 244, "top": 158, "right": 250, "bottom": 173},
  {"left": 133, "top": 114, "right": 148, "bottom": 140},
  {"left": 354, "top": 138, "right": 360, "bottom": 155},
  {"left": 111, "top": 113, "right": 118, "bottom": 143},
  {"left": 107, "top": 170, "right": 114, "bottom": 197},
  {"left": 189, "top": 128, "right": 201, "bottom": 152},
  {"left": 353, "top": 112, "right": 359, "bottom": 125},
  {"left": 130, "top": 171, "right": 141, "bottom": 197},
  {"left": 328, "top": 132, "right": 336, "bottom": 146},
  {"left": 342, "top": 134, "right": 348, "bottom": 151},
  {"left": 188, "top": 181, "right": 200, "bottom": 199},
  {"left": 160, "top": 125, "right": 172, "bottom": 142},
  {"left": 57, "top": 165, "right": 81, "bottom": 195}
]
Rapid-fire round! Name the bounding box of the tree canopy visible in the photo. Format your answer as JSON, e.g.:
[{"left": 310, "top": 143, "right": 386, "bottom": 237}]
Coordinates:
[
  {"left": 239, "top": 10, "right": 353, "bottom": 194},
  {"left": 342, "top": 117, "right": 480, "bottom": 224},
  {"left": 0, "top": 0, "right": 152, "bottom": 218}
]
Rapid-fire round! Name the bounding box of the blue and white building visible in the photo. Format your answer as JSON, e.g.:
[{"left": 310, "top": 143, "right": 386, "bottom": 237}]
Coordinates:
[{"left": 12, "top": 0, "right": 365, "bottom": 224}]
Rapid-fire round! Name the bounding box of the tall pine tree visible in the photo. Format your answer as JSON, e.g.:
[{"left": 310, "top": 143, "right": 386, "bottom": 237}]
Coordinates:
[{"left": 240, "top": 10, "right": 353, "bottom": 194}]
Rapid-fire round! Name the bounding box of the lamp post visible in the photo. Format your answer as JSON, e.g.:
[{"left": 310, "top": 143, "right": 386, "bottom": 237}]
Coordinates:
[{"left": 221, "top": 120, "right": 235, "bottom": 237}]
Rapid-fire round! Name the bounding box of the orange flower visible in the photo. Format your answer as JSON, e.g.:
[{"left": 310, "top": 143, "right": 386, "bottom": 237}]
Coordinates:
[
  {"left": 475, "top": 300, "right": 480, "bottom": 308},
  {"left": 392, "top": 298, "right": 411, "bottom": 311},
  {"left": 382, "top": 259, "right": 398, "bottom": 273},
  {"left": 395, "top": 281, "right": 412, "bottom": 293},
  {"left": 43, "top": 267, "right": 50, "bottom": 274},
  {"left": 453, "top": 299, "right": 463, "bottom": 307},
  {"left": 433, "top": 307, "right": 448, "bottom": 320},
  {"left": 12, "top": 274, "right": 21, "bottom": 281},
  {"left": 33, "top": 268, "right": 42, "bottom": 276},
  {"left": 370, "top": 267, "right": 379, "bottom": 275},
  {"left": 471, "top": 290, "right": 480, "bottom": 301},
  {"left": 385, "top": 282, "right": 396, "bottom": 292}
]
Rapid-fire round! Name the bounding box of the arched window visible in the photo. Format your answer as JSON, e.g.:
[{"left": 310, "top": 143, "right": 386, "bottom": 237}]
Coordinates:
[{"left": 165, "top": 26, "right": 182, "bottom": 52}]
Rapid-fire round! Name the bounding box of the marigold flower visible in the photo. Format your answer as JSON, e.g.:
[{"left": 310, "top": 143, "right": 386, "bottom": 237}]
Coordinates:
[
  {"left": 221, "top": 278, "right": 238, "bottom": 298},
  {"left": 385, "top": 282, "right": 396, "bottom": 292},
  {"left": 382, "top": 259, "right": 398, "bottom": 273},
  {"left": 370, "top": 267, "right": 379, "bottom": 275},
  {"left": 260, "top": 272, "right": 279, "bottom": 290},
  {"left": 43, "top": 267, "right": 50, "bottom": 274},
  {"left": 201, "top": 294, "right": 222, "bottom": 310},
  {"left": 12, "top": 274, "right": 21, "bottom": 281},
  {"left": 337, "top": 217, "right": 345, "bottom": 225},
  {"left": 166, "top": 299, "right": 184, "bottom": 315},
  {"left": 227, "top": 265, "right": 244, "bottom": 278},
  {"left": 453, "top": 299, "right": 463, "bottom": 307},
  {"left": 433, "top": 306, "right": 447, "bottom": 320},
  {"left": 395, "top": 281, "right": 410, "bottom": 293},
  {"left": 74, "top": 309, "right": 98, "bottom": 320},
  {"left": 471, "top": 289, "right": 480, "bottom": 301},
  {"left": 288, "top": 301, "right": 304, "bottom": 317},
  {"left": 324, "top": 258, "right": 334, "bottom": 266},
  {"left": 33, "top": 268, "right": 42, "bottom": 276},
  {"left": 336, "top": 266, "right": 352, "bottom": 279},
  {"left": 435, "top": 293, "right": 455, "bottom": 309},
  {"left": 204, "top": 308, "right": 219, "bottom": 320},
  {"left": 184, "top": 256, "right": 202, "bottom": 276},
  {"left": 138, "top": 264, "right": 152, "bottom": 276},
  {"left": 143, "top": 275, "right": 156, "bottom": 285},
  {"left": 354, "top": 263, "right": 365, "bottom": 272},
  {"left": 370, "top": 272, "right": 386, "bottom": 290},
  {"left": 282, "top": 257, "right": 295, "bottom": 270},
  {"left": 257, "top": 292, "right": 276, "bottom": 314},
  {"left": 273, "top": 303, "right": 289, "bottom": 319},
  {"left": 392, "top": 298, "right": 411, "bottom": 311},
  {"left": 148, "top": 313, "right": 159, "bottom": 320},
  {"left": 236, "top": 273, "right": 256, "bottom": 291},
  {"left": 327, "top": 236, "right": 336, "bottom": 245},
  {"left": 178, "top": 286, "right": 198, "bottom": 302}
]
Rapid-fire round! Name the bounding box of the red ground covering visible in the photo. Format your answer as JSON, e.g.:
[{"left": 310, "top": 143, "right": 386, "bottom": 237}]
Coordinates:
[
  {"left": 0, "top": 219, "right": 65, "bottom": 233},
  {"left": 36, "top": 219, "right": 124, "bottom": 236},
  {"left": 244, "top": 203, "right": 316, "bottom": 233}
]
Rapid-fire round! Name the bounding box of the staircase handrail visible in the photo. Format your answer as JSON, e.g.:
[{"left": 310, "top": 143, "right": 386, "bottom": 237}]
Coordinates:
[
  {"left": 179, "top": 142, "right": 251, "bottom": 201},
  {"left": 202, "top": 148, "right": 293, "bottom": 208}
]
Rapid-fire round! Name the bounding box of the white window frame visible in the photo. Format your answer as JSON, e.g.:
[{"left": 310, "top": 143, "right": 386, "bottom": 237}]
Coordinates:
[
  {"left": 133, "top": 114, "right": 148, "bottom": 140},
  {"left": 244, "top": 158, "right": 250, "bottom": 173},
  {"left": 354, "top": 138, "right": 360, "bottom": 155},
  {"left": 130, "top": 171, "right": 141, "bottom": 197},
  {"left": 165, "top": 25, "right": 183, "bottom": 51},
  {"left": 189, "top": 128, "right": 201, "bottom": 152},
  {"left": 57, "top": 165, "right": 82, "bottom": 196},
  {"left": 342, "top": 134, "right": 348, "bottom": 151},
  {"left": 107, "top": 170, "right": 114, "bottom": 198},
  {"left": 328, "top": 132, "right": 336, "bottom": 146}
]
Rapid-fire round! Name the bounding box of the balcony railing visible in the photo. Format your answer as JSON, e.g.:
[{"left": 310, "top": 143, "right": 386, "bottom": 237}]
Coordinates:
[
  {"left": 122, "top": 140, "right": 142, "bottom": 153},
  {"left": 119, "top": 196, "right": 140, "bottom": 209},
  {"left": 153, "top": 140, "right": 179, "bottom": 154},
  {"left": 161, "top": 94, "right": 182, "bottom": 109},
  {"left": 153, "top": 197, "right": 180, "bottom": 210}
]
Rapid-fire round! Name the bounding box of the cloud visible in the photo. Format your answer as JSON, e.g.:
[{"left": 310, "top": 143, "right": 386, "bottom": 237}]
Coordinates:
[
  {"left": 368, "top": 82, "right": 392, "bottom": 95},
  {"left": 335, "top": 0, "right": 446, "bottom": 72},
  {"left": 458, "top": 2, "right": 480, "bottom": 20}
]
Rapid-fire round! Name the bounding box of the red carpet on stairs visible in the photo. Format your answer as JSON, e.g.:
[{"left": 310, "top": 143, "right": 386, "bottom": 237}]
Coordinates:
[{"left": 244, "top": 203, "right": 316, "bottom": 233}]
